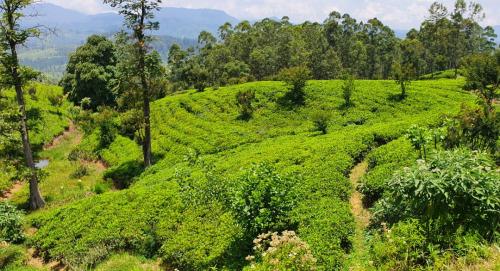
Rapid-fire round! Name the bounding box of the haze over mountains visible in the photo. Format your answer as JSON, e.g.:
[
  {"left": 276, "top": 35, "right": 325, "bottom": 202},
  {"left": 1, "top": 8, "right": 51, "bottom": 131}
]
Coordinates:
[
  {"left": 20, "top": 3, "right": 239, "bottom": 79},
  {"left": 20, "top": 3, "right": 499, "bottom": 80}
]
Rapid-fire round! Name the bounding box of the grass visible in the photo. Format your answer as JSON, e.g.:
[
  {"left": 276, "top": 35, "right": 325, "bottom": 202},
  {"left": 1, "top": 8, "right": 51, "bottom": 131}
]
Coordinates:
[
  {"left": 10, "top": 126, "right": 110, "bottom": 208},
  {"left": 27, "top": 79, "right": 479, "bottom": 270},
  {"left": 0, "top": 83, "right": 71, "bottom": 195}
]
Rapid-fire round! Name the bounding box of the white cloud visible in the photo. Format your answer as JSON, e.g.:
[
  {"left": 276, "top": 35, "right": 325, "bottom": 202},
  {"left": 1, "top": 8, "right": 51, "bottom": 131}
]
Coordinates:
[{"left": 42, "top": 0, "right": 500, "bottom": 28}]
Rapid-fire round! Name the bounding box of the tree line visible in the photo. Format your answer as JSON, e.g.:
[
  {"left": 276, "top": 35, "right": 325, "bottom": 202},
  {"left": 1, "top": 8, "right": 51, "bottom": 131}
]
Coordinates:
[{"left": 167, "top": 0, "right": 497, "bottom": 91}]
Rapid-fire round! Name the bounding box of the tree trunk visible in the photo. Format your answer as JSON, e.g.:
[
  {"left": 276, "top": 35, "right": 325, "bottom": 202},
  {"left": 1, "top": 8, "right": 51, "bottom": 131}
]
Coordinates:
[
  {"left": 141, "top": 70, "right": 152, "bottom": 168},
  {"left": 138, "top": 2, "right": 152, "bottom": 168},
  {"left": 9, "top": 42, "right": 45, "bottom": 210}
]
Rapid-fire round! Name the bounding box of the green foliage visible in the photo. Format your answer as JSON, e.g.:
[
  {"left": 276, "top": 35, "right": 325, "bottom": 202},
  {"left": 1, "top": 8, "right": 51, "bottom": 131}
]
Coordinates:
[
  {"left": 231, "top": 163, "right": 298, "bottom": 236},
  {"left": 244, "top": 231, "right": 317, "bottom": 271},
  {"left": 0, "top": 202, "right": 24, "bottom": 243},
  {"left": 61, "top": 35, "right": 117, "bottom": 110},
  {"left": 445, "top": 104, "right": 499, "bottom": 157},
  {"left": 95, "top": 253, "right": 158, "bottom": 271},
  {"left": 368, "top": 219, "right": 427, "bottom": 270},
  {"left": 236, "top": 89, "right": 256, "bottom": 120},
  {"left": 406, "top": 125, "right": 432, "bottom": 159},
  {"left": 462, "top": 53, "right": 499, "bottom": 106},
  {"left": 47, "top": 93, "right": 64, "bottom": 108},
  {"left": 358, "top": 138, "right": 418, "bottom": 207},
  {"left": 374, "top": 149, "right": 500, "bottom": 242},
  {"left": 30, "top": 79, "right": 475, "bottom": 270},
  {"left": 69, "top": 165, "right": 89, "bottom": 179},
  {"left": 311, "top": 111, "right": 330, "bottom": 134},
  {"left": 279, "top": 66, "right": 311, "bottom": 105},
  {"left": 0, "top": 245, "right": 27, "bottom": 270},
  {"left": 341, "top": 75, "right": 355, "bottom": 107}
]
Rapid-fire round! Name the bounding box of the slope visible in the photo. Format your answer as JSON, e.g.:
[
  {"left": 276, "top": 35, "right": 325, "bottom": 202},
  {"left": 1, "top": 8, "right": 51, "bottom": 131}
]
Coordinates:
[{"left": 30, "top": 79, "right": 476, "bottom": 270}]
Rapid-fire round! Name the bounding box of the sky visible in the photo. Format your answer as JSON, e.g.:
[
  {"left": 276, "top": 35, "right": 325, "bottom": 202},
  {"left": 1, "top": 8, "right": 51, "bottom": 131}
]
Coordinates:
[{"left": 43, "top": 0, "right": 500, "bottom": 29}]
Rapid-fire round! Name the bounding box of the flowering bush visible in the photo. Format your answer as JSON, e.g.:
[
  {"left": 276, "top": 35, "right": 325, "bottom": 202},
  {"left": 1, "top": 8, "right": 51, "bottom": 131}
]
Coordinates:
[{"left": 245, "top": 231, "right": 317, "bottom": 271}]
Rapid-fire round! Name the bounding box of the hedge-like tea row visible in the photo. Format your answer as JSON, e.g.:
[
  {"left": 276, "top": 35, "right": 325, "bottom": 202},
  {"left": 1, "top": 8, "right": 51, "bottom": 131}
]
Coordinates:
[{"left": 30, "top": 79, "right": 474, "bottom": 270}]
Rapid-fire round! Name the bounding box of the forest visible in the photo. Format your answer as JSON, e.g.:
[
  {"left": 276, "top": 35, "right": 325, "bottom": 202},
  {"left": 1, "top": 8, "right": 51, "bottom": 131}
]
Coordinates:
[{"left": 0, "top": 0, "right": 499, "bottom": 270}]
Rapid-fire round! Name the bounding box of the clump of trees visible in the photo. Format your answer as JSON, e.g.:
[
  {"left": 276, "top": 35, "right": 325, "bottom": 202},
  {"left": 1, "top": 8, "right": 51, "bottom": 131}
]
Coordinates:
[{"left": 165, "top": 0, "right": 496, "bottom": 92}]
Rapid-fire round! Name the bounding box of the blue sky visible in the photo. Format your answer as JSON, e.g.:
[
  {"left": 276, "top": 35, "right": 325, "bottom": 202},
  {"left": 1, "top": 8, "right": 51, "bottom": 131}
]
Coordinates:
[{"left": 43, "top": 0, "right": 500, "bottom": 29}]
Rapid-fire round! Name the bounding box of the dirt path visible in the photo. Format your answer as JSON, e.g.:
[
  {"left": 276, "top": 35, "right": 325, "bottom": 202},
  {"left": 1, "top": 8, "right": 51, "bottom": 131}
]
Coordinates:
[
  {"left": 349, "top": 161, "right": 370, "bottom": 229},
  {"left": 1, "top": 122, "right": 80, "bottom": 202},
  {"left": 44, "top": 121, "right": 81, "bottom": 150},
  {"left": 348, "top": 161, "right": 371, "bottom": 270},
  {"left": 0, "top": 182, "right": 24, "bottom": 201}
]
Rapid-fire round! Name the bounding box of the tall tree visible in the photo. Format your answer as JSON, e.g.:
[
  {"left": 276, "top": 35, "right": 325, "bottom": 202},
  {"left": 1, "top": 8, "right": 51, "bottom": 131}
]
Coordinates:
[
  {"left": 0, "top": 0, "right": 45, "bottom": 209},
  {"left": 61, "top": 35, "right": 117, "bottom": 110},
  {"left": 103, "top": 0, "right": 162, "bottom": 167}
]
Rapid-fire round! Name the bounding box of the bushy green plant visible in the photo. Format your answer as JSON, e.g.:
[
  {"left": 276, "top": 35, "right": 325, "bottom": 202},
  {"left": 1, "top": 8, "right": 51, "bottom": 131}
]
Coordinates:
[
  {"left": 406, "top": 125, "right": 432, "bottom": 159},
  {"left": 279, "top": 66, "right": 311, "bottom": 106},
  {"left": 358, "top": 138, "right": 418, "bottom": 207},
  {"left": 70, "top": 165, "right": 89, "bottom": 179},
  {"left": 342, "top": 75, "right": 355, "bottom": 107},
  {"left": 0, "top": 202, "right": 25, "bottom": 243},
  {"left": 244, "top": 231, "right": 317, "bottom": 271},
  {"left": 231, "top": 163, "right": 298, "bottom": 236},
  {"left": 236, "top": 89, "right": 256, "bottom": 120},
  {"left": 311, "top": 111, "right": 330, "bottom": 134},
  {"left": 374, "top": 149, "right": 500, "bottom": 242},
  {"left": 47, "top": 93, "right": 64, "bottom": 107},
  {"left": 444, "top": 104, "right": 499, "bottom": 157},
  {"left": 0, "top": 245, "right": 27, "bottom": 269},
  {"left": 369, "top": 219, "right": 427, "bottom": 270}
]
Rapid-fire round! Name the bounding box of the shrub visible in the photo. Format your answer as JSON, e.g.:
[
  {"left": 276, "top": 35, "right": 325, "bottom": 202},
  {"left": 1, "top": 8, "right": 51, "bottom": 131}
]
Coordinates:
[
  {"left": 47, "top": 93, "right": 64, "bottom": 107},
  {"left": 406, "top": 125, "right": 432, "bottom": 159},
  {"left": 236, "top": 89, "right": 256, "bottom": 120},
  {"left": 369, "top": 219, "right": 427, "bottom": 270},
  {"left": 80, "top": 97, "right": 92, "bottom": 110},
  {"left": 244, "top": 231, "right": 317, "bottom": 271},
  {"left": 93, "top": 183, "right": 109, "bottom": 195},
  {"left": 231, "top": 163, "right": 299, "bottom": 237},
  {"left": 0, "top": 202, "right": 25, "bottom": 243},
  {"left": 373, "top": 149, "right": 500, "bottom": 242},
  {"left": 279, "top": 66, "right": 311, "bottom": 106},
  {"left": 94, "top": 108, "right": 117, "bottom": 150},
  {"left": 0, "top": 245, "right": 27, "bottom": 269},
  {"left": 311, "top": 111, "right": 330, "bottom": 134},
  {"left": 444, "top": 104, "right": 499, "bottom": 156},
  {"left": 70, "top": 165, "right": 89, "bottom": 179},
  {"left": 341, "top": 75, "right": 355, "bottom": 107}
]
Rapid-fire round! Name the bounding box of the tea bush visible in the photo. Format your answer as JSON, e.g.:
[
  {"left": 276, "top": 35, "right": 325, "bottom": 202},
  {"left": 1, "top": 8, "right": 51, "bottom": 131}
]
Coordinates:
[
  {"left": 0, "top": 202, "right": 25, "bottom": 243},
  {"left": 30, "top": 79, "right": 475, "bottom": 270},
  {"left": 0, "top": 245, "right": 27, "bottom": 270},
  {"left": 358, "top": 138, "right": 418, "bottom": 206},
  {"left": 231, "top": 163, "right": 299, "bottom": 236}
]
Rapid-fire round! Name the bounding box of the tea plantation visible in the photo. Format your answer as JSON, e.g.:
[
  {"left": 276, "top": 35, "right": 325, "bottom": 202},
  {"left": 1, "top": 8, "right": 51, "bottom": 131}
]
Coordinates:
[{"left": 26, "top": 79, "right": 480, "bottom": 270}]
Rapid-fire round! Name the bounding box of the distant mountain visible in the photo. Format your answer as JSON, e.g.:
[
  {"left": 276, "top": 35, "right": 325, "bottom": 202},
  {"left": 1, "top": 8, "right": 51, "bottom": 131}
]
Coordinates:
[{"left": 18, "top": 3, "right": 240, "bottom": 79}]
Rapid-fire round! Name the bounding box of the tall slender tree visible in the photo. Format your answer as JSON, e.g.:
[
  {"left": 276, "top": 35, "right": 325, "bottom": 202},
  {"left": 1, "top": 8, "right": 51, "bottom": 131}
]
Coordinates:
[
  {"left": 0, "top": 0, "right": 45, "bottom": 209},
  {"left": 103, "top": 0, "right": 162, "bottom": 167}
]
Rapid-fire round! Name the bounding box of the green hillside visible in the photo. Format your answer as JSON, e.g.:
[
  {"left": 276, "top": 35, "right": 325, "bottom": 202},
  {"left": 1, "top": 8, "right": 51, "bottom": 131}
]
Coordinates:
[
  {"left": 28, "top": 79, "right": 477, "bottom": 270},
  {"left": 0, "top": 84, "right": 70, "bottom": 192}
]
